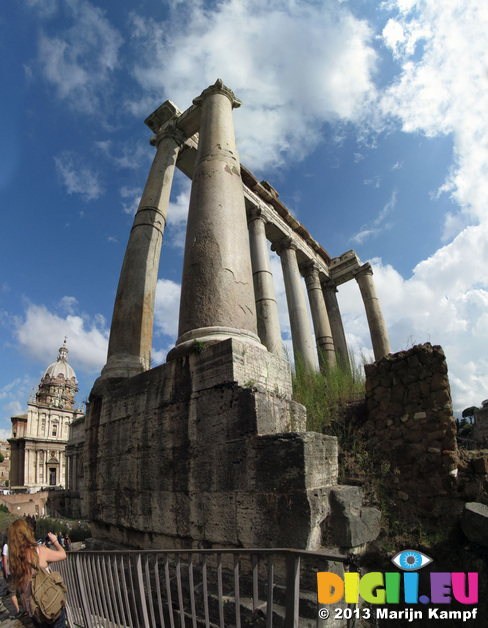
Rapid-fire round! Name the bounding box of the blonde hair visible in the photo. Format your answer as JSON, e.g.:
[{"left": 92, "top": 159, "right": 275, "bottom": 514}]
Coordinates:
[{"left": 7, "top": 519, "right": 38, "bottom": 590}]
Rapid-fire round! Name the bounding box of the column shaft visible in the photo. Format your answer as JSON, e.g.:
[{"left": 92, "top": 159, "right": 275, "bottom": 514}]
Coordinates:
[
  {"left": 102, "top": 123, "right": 184, "bottom": 379},
  {"left": 303, "top": 264, "right": 336, "bottom": 370},
  {"left": 322, "top": 282, "right": 350, "bottom": 369},
  {"left": 355, "top": 263, "right": 391, "bottom": 360},
  {"left": 248, "top": 212, "right": 282, "bottom": 356},
  {"left": 172, "top": 80, "right": 261, "bottom": 355},
  {"left": 274, "top": 239, "right": 315, "bottom": 368}
]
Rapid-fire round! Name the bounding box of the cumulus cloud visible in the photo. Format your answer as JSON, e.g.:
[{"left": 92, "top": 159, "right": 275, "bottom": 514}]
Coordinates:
[
  {"left": 128, "top": 0, "right": 378, "bottom": 171},
  {"left": 36, "top": 0, "right": 123, "bottom": 113},
  {"left": 336, "top": 241, "right": 488, "bottom": 415},
  {"left": 54, "top": 151, "right": 103, "bottom": 200},
  {"left": 153, "top": 278, "right": 181, "bottom": 339},
  {"left": 379, "top": 0, "right": 488, "bottom": 234},
  {"left": 15, "top": 302, "right": 109, "bottom": 374}
]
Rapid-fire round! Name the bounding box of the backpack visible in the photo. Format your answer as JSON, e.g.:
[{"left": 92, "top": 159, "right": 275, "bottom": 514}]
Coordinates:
[{"left": 30, "top": 565, "right": 67, "bottom": 624}]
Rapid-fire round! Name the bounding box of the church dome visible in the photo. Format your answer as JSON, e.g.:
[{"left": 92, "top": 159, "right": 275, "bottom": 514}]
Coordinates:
[
  {"left": 36, "top": 339, "right": 79, "bottom": 409},
  {"left": 43, "top": 340, "right": 77, "bottom": 382}
]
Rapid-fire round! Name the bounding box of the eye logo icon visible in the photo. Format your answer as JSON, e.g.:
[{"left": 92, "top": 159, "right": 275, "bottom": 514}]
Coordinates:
[{"left": 392, "top": 550, "right": 433, "bottom": 571}]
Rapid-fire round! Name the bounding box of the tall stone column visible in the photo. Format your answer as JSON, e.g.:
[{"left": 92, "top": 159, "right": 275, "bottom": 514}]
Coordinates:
[
  {"left": 170, "top": 79, "right": 262, "bottom": 356},
  {"left": 273, "top": 238, "right": 316, "bottom": 368},
  {"left": 101, "top": 120, "right": 186, "bottom": 379},
  {"left": 303, "top": 263, "right": 336, "bottom": 370},
  {"left": 322, "top": 281, "right": 350, "bottom": 369},
  {"left": 355, "top": 263, "right": 391, "bottom": 360},
  {"left": 248, "top": 208, "right": 282, "bottom": 356}
]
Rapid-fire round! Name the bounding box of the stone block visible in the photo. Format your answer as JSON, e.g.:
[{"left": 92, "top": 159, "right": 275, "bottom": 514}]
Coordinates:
[
  {"left": 461, "top": 502, "right": 488, "bottom": 547},
  {"left": 327, "top": 486, "right": 381, "bottom": 548},
  {"left": 254, "top": 433, "right": 339, "bottom": 492},
  {"left": 188, "top": 338, "right": 293, "bottom": 398}
]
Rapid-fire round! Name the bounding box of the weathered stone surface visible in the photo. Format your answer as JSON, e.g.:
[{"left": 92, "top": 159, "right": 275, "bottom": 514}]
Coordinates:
[
  {"left": 85, "top": 339, "right": 339, "bottom": 550},
  {"left": 461, "top": 502, "right": 488, "bottom": 547},
  {"left": 326, "top": 486, "right": 381, "bottom": 548},
  {"left": 364, "top": 343, "right": 458, "bottom": 519}
]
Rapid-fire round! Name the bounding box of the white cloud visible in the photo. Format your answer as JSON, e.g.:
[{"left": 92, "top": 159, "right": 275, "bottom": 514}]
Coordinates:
[
  {"left": 36, "top": 0, "right": 123, "bottom": 113},
  {"left": 153, "top": 279, "right": 181, "bottom": 339},
  {"left": 351, "top": 189, "right": 396, "bottom": 244},
  {"left": 379, "top": 0, "right": 488, "bottom": 236},
  {"left": 120, "top": 186, "right": 143, "bottom": 215},
  {"left": 165, "top": 180, "right": 191, "bottom": 249},
  {"left": 98, "top": 140, "right": 152, "bottom": 171},
  {"left": 128, "top": 0, "right": 378, "bottom": 171},
  {"left": 0, "top": 375, "right": 37, "bottom": 435},
  {"left": 54, "top": 152, "right": 103, "bottom": 200},
  {"left": 15, "top": 303, "right": 109, "bottom": 375},
  {"left": 336, "top": 233, "right": 488, "bottom": 416}
]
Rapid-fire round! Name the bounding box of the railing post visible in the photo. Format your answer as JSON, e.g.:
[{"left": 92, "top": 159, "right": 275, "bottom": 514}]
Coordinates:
[
  {"left": 75, "top": 553, "right": 95, "bottom": 628},
  {"left": 136, "top": 554, "right": 151, "bottom": 628},
  {"left": 285, "top": 552, "right": 300, "bottom": 628}
]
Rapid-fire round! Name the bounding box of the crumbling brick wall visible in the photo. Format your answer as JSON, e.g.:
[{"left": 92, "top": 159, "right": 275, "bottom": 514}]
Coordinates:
[{"left": 363, "top": 343, "right": 459, "bottom": 519}]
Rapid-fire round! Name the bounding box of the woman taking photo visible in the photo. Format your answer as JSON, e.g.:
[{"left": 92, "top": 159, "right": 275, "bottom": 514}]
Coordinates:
[{"left": 8, "top": 519, "right": 67, "bottom": 628}]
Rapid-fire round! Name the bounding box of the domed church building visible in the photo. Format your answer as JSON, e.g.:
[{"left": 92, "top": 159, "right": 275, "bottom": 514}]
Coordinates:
[{"left": 9, "top": 340, "right": 84, "bottom": 492}]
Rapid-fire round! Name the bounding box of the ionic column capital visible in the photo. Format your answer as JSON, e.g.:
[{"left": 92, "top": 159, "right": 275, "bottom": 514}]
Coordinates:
[
  {"left": 322, "top": 279, "right": 338, "bottom": 293},
  {"left": 150, "top": 118, "right": 187, "bottom": 148},
  {"left": 271, "top": 236, "right": 296, "bottom": 256},
  {"left": 247, "top": 206, "right": 267, "bottom": 225},
  {"left": 300, "top": 260, "right": 320, "bottom": 278},
  {"left": 193, "top": 78, "right": 242, "bottom": 109}
]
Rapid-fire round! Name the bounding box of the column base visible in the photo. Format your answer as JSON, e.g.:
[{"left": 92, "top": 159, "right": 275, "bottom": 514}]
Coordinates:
[
  {"left": 98, "top": 354, "right": 147, "bottom": 380},
  {"left": 167, "top": 326, "right": 265, "bottom": 361}
]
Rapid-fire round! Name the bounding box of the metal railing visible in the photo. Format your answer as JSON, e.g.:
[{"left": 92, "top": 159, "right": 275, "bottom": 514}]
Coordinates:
[{"left": 56, "top": 548, "right": 350, "bottom": 628}]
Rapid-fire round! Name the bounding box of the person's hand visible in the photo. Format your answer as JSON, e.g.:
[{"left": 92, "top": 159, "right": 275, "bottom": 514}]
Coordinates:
[{"left": 47, "top": 533, "right": 57, "bottom": 544}]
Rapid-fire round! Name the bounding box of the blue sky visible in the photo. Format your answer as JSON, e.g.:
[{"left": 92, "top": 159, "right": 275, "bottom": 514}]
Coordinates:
[{"left": 1, "top": 0, "right": 487, "bottom": 437}]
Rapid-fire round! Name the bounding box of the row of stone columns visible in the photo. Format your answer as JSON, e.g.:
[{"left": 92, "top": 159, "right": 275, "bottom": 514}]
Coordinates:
[{"left": 100, "top": 79, "right": 390, "bottom": 382}]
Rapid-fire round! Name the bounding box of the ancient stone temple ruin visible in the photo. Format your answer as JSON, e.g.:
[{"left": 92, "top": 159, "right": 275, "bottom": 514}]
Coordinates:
[{"left": 68, "top": 80, "right": 390, "bottom": 550}]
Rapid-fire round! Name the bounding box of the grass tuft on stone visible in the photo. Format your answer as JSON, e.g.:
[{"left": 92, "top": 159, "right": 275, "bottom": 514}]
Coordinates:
[{"left": 291, "top": 350, "right": 366, "bottom": 440}]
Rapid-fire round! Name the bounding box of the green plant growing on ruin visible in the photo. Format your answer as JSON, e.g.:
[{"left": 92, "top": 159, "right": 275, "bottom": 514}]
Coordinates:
[
  {"left": 192, "top": 339, "right": 206, "bottom": 355},
  {"left": 291, "top": 349, "right": 365, "bottom": 442}
]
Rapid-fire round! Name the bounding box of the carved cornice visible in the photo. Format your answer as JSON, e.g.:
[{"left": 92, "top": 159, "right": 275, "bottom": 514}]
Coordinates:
[{"left": 193, "top": 78, "right": 242, "bottom": 109}]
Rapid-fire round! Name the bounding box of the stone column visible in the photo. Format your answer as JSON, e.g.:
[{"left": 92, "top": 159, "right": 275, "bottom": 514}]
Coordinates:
[
  {"left": 303, "top": 263, "right": 336, "bottom": 370},
  {"left": 355, "top": 263, "right": 391, "bottom": 360},
  {"left": 170, "top": 79, "right": 262, "bottom": 356},
  {"left": 273, "top": 238, "right": 315, "bottom": 368},
  {"left": 248, "top": 208, "right": 282, "bottom": 356},
  {"left": 322, "top": 281, "right": 350, "bottom": 369},
  {"left": 101, "top": 120, "right": 186, "bottom": 379}
]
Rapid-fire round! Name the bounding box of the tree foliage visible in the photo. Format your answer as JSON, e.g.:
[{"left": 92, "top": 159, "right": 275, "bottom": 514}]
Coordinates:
[{"left": 462, "top": 406, "right": 478, "bottom": 421}]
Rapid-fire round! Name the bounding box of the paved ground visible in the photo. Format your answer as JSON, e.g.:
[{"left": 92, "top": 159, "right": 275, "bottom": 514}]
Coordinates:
[{"left": 0, "top": 577, "right": 33, "bottom": 628}]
